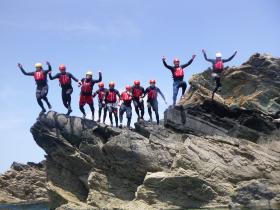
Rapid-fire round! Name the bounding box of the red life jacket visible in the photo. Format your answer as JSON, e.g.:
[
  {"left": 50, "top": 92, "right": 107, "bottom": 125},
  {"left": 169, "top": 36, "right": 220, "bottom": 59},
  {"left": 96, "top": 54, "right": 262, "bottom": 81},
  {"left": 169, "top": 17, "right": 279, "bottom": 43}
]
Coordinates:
[
  {"left": 98, "top": 89, "right": 105, "bottom": 101},
  {"left": 214, "top": 60, "right": 224, "bottom": 71},
  {"left": 59, "top": 74, "right": 71, "bottom": 86},
  {"left": 34, "top": 71, "right": 45, "bottom": 81},
  {"left": 132, "top": 87, "right": 143, "bottom": 98},
  {"left": 148, "top": 88, "right": 157, "bottom": 100},
  {"left": 174, "top": 67, "right": 184, "bottom": 78},
  {"left": 121, "top": 92, "right": 132, "bottom": 102},
  {"left": 106, "top": 90, "right": 117, "bottom": 103},
  {"left": 81, "top": 80, "right": 92, "bottom": 93}
]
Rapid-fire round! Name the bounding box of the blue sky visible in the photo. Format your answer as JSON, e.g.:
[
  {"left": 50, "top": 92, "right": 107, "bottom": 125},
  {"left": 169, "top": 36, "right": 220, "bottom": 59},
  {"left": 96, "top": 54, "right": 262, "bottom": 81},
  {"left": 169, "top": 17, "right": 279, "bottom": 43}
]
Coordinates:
[{"left": 0, "top": 0, "right": 279, "bottom": 173}]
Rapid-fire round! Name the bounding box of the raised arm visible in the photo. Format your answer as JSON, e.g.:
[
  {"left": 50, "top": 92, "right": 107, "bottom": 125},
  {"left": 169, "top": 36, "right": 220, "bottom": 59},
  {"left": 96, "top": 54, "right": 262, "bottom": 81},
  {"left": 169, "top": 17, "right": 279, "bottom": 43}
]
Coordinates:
[
  {"left": 93, "top": 71, "right": 102, "bottom": 83},
  {"left": 17, "top": 63, "right": 34, "bottom": 76},
  {"left": 181, "top": 55, "right": 196, "bottom": 69},
  {"left": 222, "top": 51, "right": 237, "bottom": 63},
  {"left": 162, "top": 57, "right": 174, "bottom": 71},
  {"left": 46, "top": 61, "right": 52, "bottom": 73},
  {"left": 202, "top": 50, "right": 214, "bottom": 63}
]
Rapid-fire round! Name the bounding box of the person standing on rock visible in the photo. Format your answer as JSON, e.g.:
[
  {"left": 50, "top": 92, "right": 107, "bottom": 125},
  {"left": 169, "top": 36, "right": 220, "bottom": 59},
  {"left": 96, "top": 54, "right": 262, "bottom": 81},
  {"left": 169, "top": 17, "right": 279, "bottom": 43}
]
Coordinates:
[
  {"left": 202, "top": 49, "right": 237, "bottom": 100},
  {"left": 131, "top": 80, "right": 145, "bottom": 121},
  {"left": 18, "top": 62, "right": 52, "bottom": 115},
  {"left": 119, "top": 85, "right": 133, "bottom": 129},
  {"left": 143, "top": 80, "right": 167, "bottom": 125},
  {"left": 104, "top": 82, "right": 121, "bottom": 127},
  {"left": 78, "top": 71, "right": 102, "bottom": 120},
  {"left": 162, "top": 55, "right": 196, "bottom": 106},
  {"left": 93, "top": 82, "right": 107, "bottom": 123},
  {"left": 49, "top": 64, "right": 80, "bottom": 116}
]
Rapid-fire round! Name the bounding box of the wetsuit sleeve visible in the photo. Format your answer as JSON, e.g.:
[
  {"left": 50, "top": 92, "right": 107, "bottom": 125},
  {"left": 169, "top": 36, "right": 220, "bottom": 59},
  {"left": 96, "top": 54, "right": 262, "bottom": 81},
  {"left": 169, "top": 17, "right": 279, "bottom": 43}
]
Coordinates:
[
  {"left": 181, "top": 58, "right": 195, "bottom": 69},
  {"left": 157, "top": 88, "right": 166, "bottom": 101},
  {"left": 203, "top": 52, "right": 215, "bottom": 63},
  {"left": 49, "top": 73, "right": 60, "bottom": 80},
  {"left": 69, "top": 73, "right": 79, "bottom": 82},
  {"left": 222, "top": 52, "right": 237, "bottom": 63},
  {"left": 116, "top": 90, "right": 121, "bottom": 98},
  {"left": 93, "top": 90, "right": 98, "bottom": 97},
  {"left": 162, "top": 60, "right": 174, "bottom": 71},
  {"left": 46, "top": 64, "right": 52, "bottom": 73},
  {"left": 92, "top": 72, "right": 102, "bottom": 83},
  {"left": 20, "top": 68, "right": 34, "bottom": 76},
  {"left": 142, "top": 87, "right": 149, "bottom": 97}
]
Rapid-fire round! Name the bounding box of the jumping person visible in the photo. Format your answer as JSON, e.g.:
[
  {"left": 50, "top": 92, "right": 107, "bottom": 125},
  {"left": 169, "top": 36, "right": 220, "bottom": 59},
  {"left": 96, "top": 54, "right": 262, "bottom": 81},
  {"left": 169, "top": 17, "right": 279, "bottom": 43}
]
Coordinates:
[
  {"left": 143, "top": 80, "right": 167, "bottom": 125},
  {"left": 78, "top": 71, "right": 102, "bottom": 120},
  {"left": 131, "top": 80, "right": 145, "bottom": 121},
  {"left": 18, "top": 62, "right": 52, "bottom": 115},
  {"left": 202, "top": 49, "right": 237, "bottom": 100},
  {"left": 119, "top": 85, "right": 133, "bottom": 129},
  {"left": 49, "top": 64, "right": 79, "bottom": 115},
  {"left": 162, "top": 55, "right": 196, "bottom": 106},
  {"left": 104, "top": 82, "right": 120, "bottom": 127},
  {"left": 93, "top": 82, "right": 107, "bottom": 123}
]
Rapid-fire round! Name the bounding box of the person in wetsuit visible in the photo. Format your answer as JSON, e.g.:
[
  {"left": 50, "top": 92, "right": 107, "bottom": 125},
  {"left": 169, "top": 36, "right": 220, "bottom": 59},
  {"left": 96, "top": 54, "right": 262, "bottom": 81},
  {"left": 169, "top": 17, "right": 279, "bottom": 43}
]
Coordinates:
[
  {"left": 119, "top": 85, "right": 133, "bottom": 129},
  {"left": 18, "top": 62, "right": 52, "bottom": 115},
  {"left": 131, "top": 80, "right": 145, "bottom": 121},
  {"left": 93, "top": 82, "right": 107, "bottom": 123},
  {"left": 78, "top": 71, "right": 102, "bottom": 120},
  {"left": 49, "top": 64, "right": 79, "bottom": 115},
  {"left": 162, "top": 55, "right": 196, "bottom": 106},
  {"left": 202, "top": 49, "right": 237, "bottom": 100}
]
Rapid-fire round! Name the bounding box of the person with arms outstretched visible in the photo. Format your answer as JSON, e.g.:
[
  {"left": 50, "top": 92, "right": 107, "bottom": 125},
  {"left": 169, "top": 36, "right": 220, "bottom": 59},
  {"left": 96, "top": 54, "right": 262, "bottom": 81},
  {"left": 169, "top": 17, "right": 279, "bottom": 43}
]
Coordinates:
[
  {"left": 78, "top": 70, "right": 102, "bottom": 120},
  {"left": 202, "top": 49, "right": 237, "bottom": 100},
  {"left": 162, "top": 55, "right": 196, "bottom": 106},
  {"left": 143, "top": 80, "right": 167, "bottom": 125},
  {"left": 49, "top": 64, "right": 79, "bottom": 116},
  {"left": 18, "top": 62, "right": 52, "bottom": 115}
]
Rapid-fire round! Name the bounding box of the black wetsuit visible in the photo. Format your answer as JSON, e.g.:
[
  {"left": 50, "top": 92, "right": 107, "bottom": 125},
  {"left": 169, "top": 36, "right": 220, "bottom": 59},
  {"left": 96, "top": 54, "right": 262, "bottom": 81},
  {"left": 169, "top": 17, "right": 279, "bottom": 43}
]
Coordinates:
[
  {"left": 144, "top": 86, "right": 166, "bottom": 125},
  {"left": 49, "top": 72, "right": 79, "bottom": 112},
  {"left": 163, "top": 58, "right": 194, "bottom": 105},
  {"left": 119, "top": 91, "right": 132, "bottom": 128},
  {"left": 20, "top": 65, "right": 52, "bottom": 112},
  {"left": 131, "top": 85, "right": 145, "bottom": 119},
  {"left": 203, "top": 52, "right": 237, "bottom": 100},
  {"left": 104, "top": 88, "right": 120, "bottom": 126}
]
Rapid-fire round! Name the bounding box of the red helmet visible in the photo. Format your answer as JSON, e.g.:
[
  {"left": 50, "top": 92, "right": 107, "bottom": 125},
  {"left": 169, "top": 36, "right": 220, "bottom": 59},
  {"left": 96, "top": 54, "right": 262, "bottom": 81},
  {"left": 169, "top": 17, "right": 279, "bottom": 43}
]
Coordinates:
[
  {"left": 59, "top": 64, "right": 66, "bottom": 71},
  {"left": 149, "top": 79, "right": 156, "bottom": 84},
  {"left": 109, "top": 81, "right": 115, "bottom": 87},
  {"left": 173, "top": 58, "right": 180, "bottom": 63},
  {"left": 98, "top": 82, "right": 104, "bottom": 88},
  {"left": 125, "top": 85, "right": 131, "bottom": 91},
  {"left": 134, "top": 80, "right": 140, "bottom": 86}
]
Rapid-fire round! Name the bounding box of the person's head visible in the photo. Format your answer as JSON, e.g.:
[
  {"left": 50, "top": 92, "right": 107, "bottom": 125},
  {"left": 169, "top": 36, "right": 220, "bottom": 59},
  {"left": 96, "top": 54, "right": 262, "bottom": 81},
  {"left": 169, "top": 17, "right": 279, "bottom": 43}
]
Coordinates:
[
  {"left": 35, "top": 63, "right": 43, "bottom": 71},
  {"left": 173, "top": 58, "right": 180, "bottom": 67},
  {"left": 125, "top": 85, "right": 131, "bottom": 92},
  {"left": 86, "top": 71, "right": 93, "bottom": 79},
  {"left": 109, "top": 81, "right": 115, "bottom": 90},
  {"left": 215, "top": 52, "right": 222, "bottom": 61},
  {"left": 134, "top": 80, "right": 140, "bottom": 87},
  {"left": 149, "top": 79, "right": 156, "bottom": 87},
  {"left": 98, "top": 82, "right": 104, "bottom": 89},
  {"left": 59, "top": 64, "right": 66, "bottom": 72}
]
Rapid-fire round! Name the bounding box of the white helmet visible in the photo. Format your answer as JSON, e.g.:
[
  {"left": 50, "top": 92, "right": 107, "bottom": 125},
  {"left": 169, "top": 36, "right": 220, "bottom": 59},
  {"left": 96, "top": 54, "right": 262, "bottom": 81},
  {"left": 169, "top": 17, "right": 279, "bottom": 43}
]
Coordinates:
[{"left": 215, "top": 52, "right": 222, "bottom": 58}]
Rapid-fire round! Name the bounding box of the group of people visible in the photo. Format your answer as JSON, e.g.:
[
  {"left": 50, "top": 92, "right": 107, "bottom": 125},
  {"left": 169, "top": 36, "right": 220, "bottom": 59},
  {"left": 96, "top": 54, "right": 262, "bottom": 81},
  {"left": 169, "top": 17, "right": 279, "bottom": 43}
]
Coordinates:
[{"left": 18, "top": 49, "right": 237, "bottom": 128}]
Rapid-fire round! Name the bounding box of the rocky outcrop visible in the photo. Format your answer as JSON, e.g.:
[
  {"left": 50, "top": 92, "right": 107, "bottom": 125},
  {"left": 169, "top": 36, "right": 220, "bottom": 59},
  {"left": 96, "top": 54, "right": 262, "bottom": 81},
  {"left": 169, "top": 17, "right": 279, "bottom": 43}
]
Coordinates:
[
  {"left": 29, "top": 110, "right": 280, "bottom": 209},
  {"left": 0, "top": 162, "right": 48, "bottom": 204}
]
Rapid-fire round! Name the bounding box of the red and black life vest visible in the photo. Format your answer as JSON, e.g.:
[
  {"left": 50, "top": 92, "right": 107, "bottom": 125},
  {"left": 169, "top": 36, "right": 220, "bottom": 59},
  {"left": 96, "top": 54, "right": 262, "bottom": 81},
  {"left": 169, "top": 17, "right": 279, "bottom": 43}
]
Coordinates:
[
  {"left": 98, "top": 89, "right": 105, "bottom": 101},
  {"left": 59, "top": 74, "right": 71, "bottom": 86},
  {"left": 148, "top": 88, "right": 157, "bottom": 100},
  {"left": 34, "top": 71, "right": 45, "bottom": 81},
  {"left": 121, "top": 92, "right": 132, "bottom": 102},
  {"left": 106, "top": 90, "right": 117, "bottom": 103},
  {"left": 174, "top": 67, "right": 184, "bottom": 78},
  {"left": 214, "top": 60, "right": 224, "bottom": 71},
  {"left": 132, "top": 87, "right": 143, "bottom": 98},
  {"left": 81, "top": 80, "right": 92, "bottom": 94}
]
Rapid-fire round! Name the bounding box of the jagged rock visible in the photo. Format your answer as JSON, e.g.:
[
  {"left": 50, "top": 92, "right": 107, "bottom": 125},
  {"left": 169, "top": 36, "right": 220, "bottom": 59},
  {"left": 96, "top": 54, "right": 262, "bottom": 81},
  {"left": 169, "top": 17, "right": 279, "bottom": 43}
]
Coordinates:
[{"left": 0, "top": 161, "right": 47, "bottom": 204}]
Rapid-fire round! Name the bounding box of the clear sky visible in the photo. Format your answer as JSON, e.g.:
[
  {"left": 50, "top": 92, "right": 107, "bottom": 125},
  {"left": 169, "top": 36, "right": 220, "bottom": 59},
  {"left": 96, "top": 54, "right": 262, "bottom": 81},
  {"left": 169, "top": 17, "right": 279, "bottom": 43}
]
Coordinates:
[{"left": 0, "top": 0, "right": 279, "bottom": 173}]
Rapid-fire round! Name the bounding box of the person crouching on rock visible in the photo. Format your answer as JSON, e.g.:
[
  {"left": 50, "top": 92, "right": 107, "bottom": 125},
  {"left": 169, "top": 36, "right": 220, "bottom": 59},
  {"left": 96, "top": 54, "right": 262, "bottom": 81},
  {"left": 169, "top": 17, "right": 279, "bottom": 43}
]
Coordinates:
[
  {"left": 78, "top": 70, "right": 102, "bottom": 120},
  {"left": 202, "top": 49, "right": 237, "bottom": 100},
  {"left": 49, "top": 64, "right": 80, "bottom": 116},
  {"left": 143, "top": 80, "right": 167, "bottom": 125},
  {"left": 18, "top": 62, "right": 52, "bottom": 115},
  {"left": 119, "top": 85, "right": 133, "bottom": 129},
  {"left": 131, "top": 80, "right": 145, "bottom": 121},
  {"left": 104, "top": 82, "right": 121, "bottom": 127},
  {"left": 93, "top": 82, "right": 107, "bottom": 123},
  {"left": 162, "top": 55, "right": 196, "bottom": 106}
]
